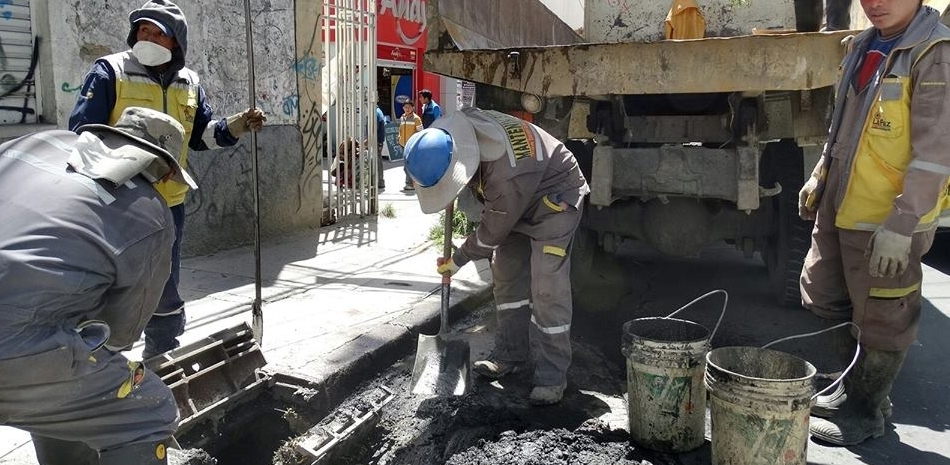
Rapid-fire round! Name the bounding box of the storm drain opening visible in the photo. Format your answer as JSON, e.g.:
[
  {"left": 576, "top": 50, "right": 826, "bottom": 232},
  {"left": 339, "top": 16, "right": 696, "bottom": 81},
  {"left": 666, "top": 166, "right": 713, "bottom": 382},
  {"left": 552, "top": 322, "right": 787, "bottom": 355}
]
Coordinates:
[
  {"left": 173, "top": 375, "right": 394, "bottom": 465},
  {"left": 151, "top": 323, "right": 399, "bottom": 465},
  {"left": 143, "top": 324, "right": 315, "bottom": 465}
]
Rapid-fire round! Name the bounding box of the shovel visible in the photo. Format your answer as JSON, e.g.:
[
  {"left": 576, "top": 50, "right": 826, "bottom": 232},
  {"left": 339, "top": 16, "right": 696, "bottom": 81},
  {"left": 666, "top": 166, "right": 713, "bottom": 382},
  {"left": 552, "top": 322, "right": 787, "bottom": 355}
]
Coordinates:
[{"left": 409, "top": 203, "right": 471, "bottom": 396}]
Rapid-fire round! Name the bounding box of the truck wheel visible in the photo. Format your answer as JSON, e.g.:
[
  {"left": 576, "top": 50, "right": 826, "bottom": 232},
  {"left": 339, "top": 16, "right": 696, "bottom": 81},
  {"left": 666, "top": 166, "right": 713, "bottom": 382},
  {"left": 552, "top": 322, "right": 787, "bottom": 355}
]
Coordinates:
[{"left": 762, "top": 140, "right": 813, "bottom": 306}]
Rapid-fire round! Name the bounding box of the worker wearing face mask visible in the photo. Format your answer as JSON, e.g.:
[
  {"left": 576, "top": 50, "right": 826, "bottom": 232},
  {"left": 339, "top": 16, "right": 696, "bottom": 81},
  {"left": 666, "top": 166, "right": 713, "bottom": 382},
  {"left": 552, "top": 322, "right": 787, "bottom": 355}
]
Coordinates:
[{"left": 68, "top": 0, "right": 266, "bottom": 360}]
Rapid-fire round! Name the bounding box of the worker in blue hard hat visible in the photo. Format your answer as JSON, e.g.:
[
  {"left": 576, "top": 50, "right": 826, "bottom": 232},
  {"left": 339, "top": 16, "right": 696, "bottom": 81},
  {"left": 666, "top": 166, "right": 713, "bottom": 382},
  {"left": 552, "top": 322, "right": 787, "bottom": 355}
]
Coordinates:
[{"left": 404, "top": 107, "right": 589, "bottom": 405}]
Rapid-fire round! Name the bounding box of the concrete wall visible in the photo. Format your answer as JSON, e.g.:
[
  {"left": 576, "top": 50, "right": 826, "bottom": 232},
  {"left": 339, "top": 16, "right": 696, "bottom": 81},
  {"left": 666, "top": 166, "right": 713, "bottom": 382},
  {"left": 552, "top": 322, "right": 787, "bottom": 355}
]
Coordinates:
[
  {"left": 37, "top": 0, "right": 323, "bottom": 257},
  {"left": 586, "top": 0, "right": 796, "bottom": 42}
]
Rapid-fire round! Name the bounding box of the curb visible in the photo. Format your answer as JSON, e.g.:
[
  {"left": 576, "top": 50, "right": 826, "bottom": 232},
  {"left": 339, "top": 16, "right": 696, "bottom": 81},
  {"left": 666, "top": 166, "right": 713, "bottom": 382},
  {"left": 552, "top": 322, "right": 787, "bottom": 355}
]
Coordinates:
[{"left": 269, "top": 284, "right": 493, "bottom": 421}]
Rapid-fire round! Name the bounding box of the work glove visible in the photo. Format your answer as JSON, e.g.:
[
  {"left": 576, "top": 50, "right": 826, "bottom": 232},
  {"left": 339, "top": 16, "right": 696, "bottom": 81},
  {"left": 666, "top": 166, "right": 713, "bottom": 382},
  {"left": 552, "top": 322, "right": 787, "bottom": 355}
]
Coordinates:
[
  {"left": 867, "top": 227, "right": 912, "bottom": 278},
  {"left": 437, "top": 256, "right": 461, "bottom": 277},
  {"left": 798, "top": 174, "right": 820, "bottom": 221},
  {"left": 226, "top": 108, "right": 267, "bottom": 138}
]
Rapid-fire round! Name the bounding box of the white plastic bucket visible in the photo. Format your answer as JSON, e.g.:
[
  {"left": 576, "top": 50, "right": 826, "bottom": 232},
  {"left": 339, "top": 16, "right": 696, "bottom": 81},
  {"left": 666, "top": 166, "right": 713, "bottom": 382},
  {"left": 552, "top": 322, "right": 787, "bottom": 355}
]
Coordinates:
[
  {"left": 705, "top": 346, "right": 816, "bottom": 465},
  {"left": 703, "top": 322, "right": 860, "bottom": 465},
  {"left": 623, "top": 317, "right": 709, "bottom": 452},
  {"left": 621, "top": 290, "right": 728, "bottom": 453}
]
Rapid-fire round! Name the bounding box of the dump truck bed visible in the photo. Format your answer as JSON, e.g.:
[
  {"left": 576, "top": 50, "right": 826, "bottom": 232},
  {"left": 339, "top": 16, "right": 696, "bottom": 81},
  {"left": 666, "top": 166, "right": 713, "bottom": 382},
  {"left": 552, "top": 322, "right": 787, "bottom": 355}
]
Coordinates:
[{"left": 424, "top": 31, "right": 854, "bottom": 97}]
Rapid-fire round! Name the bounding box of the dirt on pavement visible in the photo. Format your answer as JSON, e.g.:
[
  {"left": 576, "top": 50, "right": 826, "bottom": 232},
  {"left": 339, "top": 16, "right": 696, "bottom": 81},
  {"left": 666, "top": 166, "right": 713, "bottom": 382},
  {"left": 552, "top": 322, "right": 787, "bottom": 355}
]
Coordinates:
[{"left": 270, "top": 306, "right": 656, "bottom": 465}]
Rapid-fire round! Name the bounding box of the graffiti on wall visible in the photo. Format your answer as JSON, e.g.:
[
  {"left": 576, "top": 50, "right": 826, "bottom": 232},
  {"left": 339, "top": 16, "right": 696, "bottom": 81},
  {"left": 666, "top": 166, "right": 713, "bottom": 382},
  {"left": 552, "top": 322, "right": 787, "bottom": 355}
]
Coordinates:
[
  {"left": 282, "top": 94, "right": 299, "bottom": 116},
  {"left": 0, "top": 0, "right": 13, "bottom": 20},
  {"left": 186, "top": 145, "right": 254, "bottom": 232},
  {"left": 296, "top": 2, "right": 326, "bottom": 217},
  {"left": 296, "top": 34, "right": 325, "bottom": 216},
  {"left": 294, "top": 55, "right": 320, "bottom": 82}
]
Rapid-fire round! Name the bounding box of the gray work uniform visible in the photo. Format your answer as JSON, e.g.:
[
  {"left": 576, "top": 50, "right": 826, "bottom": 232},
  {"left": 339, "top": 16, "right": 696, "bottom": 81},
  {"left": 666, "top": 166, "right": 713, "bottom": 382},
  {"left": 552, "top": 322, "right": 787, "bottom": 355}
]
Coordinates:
[
  {"left": 801, "top": 7, "right": 950, "bottom": 350},
  {"left": 447, "top": 109, "right": 589, "bottom": 386},
  {"left": 0, "top": 130, "right": 179, "bottom": 453}
]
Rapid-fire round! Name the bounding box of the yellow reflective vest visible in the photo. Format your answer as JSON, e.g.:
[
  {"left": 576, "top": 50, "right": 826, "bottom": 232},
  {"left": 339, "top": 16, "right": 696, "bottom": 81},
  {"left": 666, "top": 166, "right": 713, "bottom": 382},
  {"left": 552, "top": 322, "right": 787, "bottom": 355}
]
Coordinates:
[
  {"left": 836, "top": 34, "right": 950, "bottom": 231},
  {"left": 102, "top": 52, "right": 200, "bottom": 207}
]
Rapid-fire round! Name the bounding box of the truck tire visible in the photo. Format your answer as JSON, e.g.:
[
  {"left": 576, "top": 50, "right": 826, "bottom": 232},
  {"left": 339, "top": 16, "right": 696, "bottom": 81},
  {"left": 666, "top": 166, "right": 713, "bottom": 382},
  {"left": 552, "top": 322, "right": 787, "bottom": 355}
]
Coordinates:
[
  {"left": 566, "top": 140, "right": 597, "bottom": 289},
  {"left": 761, "top": 140, "right": 813, "bottom": 306}
]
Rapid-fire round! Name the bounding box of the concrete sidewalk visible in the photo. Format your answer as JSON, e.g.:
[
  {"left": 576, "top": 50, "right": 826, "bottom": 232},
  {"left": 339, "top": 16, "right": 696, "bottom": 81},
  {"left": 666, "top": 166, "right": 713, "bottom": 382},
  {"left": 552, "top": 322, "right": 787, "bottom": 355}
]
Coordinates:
[{"left": 0, "top": 164, "right": 494, "bottom": 464}]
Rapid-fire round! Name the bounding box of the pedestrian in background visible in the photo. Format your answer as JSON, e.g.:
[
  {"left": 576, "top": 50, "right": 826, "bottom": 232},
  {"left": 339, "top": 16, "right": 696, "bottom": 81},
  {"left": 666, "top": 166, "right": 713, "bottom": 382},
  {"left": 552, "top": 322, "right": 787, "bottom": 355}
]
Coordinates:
[
  {"left": 398, "top": 101, "right": 423, "bottom": 192},
  {"left": 68, "top": 0, "right": 266, "bottom": 359},
  {"left": 376, "top": 105, "right": 388, "bottom": 190},
  {"left": 0, "top": 107, "right": 193, "bottom": 465},
  {"left": 419, "top": 89, "right": 442, "bottom": 128},
  {"left": 798, "top": 0, "right": 950, "bottom": 446},
  {"left": 403, "top": 107, "right": 589, "bottom": 405}
]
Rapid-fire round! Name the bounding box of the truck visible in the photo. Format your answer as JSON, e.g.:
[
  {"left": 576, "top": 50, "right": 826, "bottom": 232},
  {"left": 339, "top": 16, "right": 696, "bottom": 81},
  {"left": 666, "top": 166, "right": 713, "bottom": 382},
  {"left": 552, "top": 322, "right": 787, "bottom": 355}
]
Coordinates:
[{"left": 422, "top": 0, "right": 853, "bottom": 305}]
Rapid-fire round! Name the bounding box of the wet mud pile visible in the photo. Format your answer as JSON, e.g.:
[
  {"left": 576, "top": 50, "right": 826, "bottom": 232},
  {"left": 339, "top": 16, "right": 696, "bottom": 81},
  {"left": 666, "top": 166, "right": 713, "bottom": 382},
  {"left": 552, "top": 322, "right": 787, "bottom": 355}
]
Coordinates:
[
  {"left": 274, "top": 336, "right": 645, "bottom": 465},
  {"left": 169, "top": 448, "right": 218, "bottom": 465},
  {"left": 444, "top": 424, "right": 648, "bottom": 465}
]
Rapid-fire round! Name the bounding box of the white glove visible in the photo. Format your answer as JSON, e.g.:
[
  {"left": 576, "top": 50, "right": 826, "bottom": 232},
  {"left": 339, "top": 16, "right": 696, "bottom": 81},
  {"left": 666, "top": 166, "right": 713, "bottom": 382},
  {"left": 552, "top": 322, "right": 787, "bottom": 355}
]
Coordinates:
[
  {"left": 867, "top": 228, "right": 912, "bottom": 278},
  {"left": 798, "top": 174, "right": 820, "bottom": 221},
  {"left": 226, "top": 108, "right": 266, "bottom": 138}
]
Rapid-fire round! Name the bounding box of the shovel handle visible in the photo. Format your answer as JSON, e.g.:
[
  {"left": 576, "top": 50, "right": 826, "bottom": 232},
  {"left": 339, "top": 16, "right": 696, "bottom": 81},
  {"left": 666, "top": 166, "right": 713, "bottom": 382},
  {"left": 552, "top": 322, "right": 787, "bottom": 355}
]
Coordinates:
[
  {"left": 439, "top": 203, "right": 454, "bottom": 335},
  {"left": 443, "top": 203, "right": 454, "bottom": 260}
]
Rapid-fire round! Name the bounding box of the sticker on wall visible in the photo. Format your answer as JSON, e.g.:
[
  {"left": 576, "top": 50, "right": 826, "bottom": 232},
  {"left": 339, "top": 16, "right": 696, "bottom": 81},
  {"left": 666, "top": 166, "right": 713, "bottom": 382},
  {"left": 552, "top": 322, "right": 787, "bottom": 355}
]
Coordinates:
[{"left": 392, "top": 75, "right": 413, "bottom": 118}]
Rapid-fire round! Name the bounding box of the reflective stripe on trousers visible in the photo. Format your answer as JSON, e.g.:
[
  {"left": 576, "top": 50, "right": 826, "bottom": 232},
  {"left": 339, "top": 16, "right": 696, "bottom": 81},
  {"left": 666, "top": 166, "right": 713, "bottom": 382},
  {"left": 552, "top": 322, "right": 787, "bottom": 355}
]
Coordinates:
[{"left": 490, "top": 203, "right": 581, "bottom": 386}]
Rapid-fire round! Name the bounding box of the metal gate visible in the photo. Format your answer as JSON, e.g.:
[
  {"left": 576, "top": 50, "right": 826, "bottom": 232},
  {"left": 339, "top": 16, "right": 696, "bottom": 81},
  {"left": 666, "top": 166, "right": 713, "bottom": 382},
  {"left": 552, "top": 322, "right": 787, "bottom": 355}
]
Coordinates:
[
  {"left": 0, "top": 0, "right": 39, "bottom": 125},
  {"left": 323, "top": 0, "right": 378, "bottom": 221}
]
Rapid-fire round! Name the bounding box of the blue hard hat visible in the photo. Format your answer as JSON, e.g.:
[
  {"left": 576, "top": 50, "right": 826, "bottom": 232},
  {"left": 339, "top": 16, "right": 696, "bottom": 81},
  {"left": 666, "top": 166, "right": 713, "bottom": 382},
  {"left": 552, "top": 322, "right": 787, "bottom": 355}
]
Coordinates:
[{"left": 405, "top": 128, "right": 453, "bottom": 188}]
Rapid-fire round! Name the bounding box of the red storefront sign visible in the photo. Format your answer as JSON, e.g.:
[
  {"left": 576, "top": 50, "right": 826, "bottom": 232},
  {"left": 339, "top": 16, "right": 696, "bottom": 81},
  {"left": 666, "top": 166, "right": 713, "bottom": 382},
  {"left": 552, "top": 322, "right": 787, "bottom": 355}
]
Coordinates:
[
  {"left": 377, "top": 0, "right": 427, "bottom": 46},
  {"left": 377, "top": 0, "right": 440, "bottom": 102},
  {"left": 377, "top": 43, "right": 417, "bottom": 64}
]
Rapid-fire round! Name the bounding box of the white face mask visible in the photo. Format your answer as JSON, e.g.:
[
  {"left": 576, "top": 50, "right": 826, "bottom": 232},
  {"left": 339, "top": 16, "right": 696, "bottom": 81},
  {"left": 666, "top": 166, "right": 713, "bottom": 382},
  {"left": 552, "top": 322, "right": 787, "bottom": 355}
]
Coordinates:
[{"left": 132, "top": 41, "right": 172, "bottom": 67}]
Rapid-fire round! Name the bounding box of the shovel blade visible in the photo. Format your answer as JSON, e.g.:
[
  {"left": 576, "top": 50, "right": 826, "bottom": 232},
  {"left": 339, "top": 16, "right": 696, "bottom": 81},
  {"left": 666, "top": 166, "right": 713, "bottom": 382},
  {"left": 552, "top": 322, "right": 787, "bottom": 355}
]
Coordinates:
[{"left": 409, "top": 334, "right": 471, "bottom": 396}]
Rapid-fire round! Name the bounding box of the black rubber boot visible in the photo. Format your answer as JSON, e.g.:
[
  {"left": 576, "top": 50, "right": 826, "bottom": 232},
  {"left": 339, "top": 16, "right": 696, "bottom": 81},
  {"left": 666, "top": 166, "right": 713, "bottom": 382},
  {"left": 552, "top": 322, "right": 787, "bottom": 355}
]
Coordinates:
[
  {"left": 811, "top": 328, "right": 892, "bottom": 418},
  {"left": 98, "top": 438, "right": 174, "bottom": 465},
  {"left": 810, "top": 348, "right": 907, "bottom": 446},
  {"left": 812, "top": 382, "right": 892, "bottom": 419}
]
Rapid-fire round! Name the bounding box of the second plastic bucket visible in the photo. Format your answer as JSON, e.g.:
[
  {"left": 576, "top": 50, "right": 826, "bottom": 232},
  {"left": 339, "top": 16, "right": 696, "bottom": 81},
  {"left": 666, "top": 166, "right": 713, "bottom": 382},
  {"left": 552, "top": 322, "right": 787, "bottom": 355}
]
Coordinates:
[
  {"left": 704, "top": 322, "right": 859, "bottom": 465},
  {"left": 705, "top": 346, "right": 816, "bottom": 465},
  {"left": 622, "top": 290, "right": 728, "bottom": 453}
]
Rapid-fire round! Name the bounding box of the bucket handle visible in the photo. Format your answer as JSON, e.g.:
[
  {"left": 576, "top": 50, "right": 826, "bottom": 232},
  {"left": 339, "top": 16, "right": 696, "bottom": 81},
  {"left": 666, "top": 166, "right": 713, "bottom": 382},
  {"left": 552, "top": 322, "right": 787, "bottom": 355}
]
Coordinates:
[
  {"left": 665, "top": 289, "right": 728, "bottom": 344},
  {"left": 762, "top": 321, "right": 862, "bottom": 400}
]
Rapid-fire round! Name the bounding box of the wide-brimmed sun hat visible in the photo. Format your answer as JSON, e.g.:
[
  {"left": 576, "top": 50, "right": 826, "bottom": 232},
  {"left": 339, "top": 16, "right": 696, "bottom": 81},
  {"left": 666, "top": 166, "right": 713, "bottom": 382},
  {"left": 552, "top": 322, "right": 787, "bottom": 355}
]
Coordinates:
[
  {"left": 404, "top": 112, "right": 479, "bottom": 214},
  {"left": 74, "top": 106, "right": 197, "bottom": 189}
]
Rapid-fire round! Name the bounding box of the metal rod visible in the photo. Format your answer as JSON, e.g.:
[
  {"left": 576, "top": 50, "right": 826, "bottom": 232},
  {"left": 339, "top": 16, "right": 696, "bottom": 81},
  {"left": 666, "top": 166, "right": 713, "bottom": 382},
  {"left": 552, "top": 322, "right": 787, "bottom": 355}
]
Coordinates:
[{"left": 243, "top": 0, "right": 263, "bottom": 341}]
